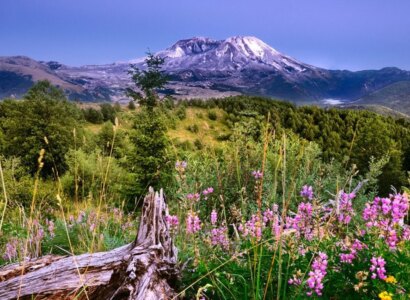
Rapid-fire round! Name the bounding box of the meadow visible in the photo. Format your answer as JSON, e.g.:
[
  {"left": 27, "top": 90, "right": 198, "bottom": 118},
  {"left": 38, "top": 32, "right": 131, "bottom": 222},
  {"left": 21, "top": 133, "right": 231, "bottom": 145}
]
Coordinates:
[{"left": 0, "top": 81, "right": 409, "bottom": 299}]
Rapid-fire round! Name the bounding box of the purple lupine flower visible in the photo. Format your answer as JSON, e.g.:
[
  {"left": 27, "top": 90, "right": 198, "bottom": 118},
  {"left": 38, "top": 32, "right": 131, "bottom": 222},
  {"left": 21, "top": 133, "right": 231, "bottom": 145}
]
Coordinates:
[
  {"left": 211, "top": 210, "right": 217, "bottom": 225},
  {"left": 288, "top": 273, "right": 302, "bottom": 286},
  {"left": 46, "top": 219, "right": 55, "bottom": 238},
  {"left": 252, "top": 170, "right": 263, "bottom": 180},
  {"left": 300, "top": 185, "right": 314, "bottom": 200},
  {"left": 370, "top": 256, "right": 387, "bottom": 280},
  {"left": 306, "top": 252, "right": 328, "bottom": 296},
  {"left": 187, "top": 193, "right": 200, "bottom": 202},
  {"left": 339, "top": 239, "right": 367, "bottom": 264},
  {"left": 77, "top": 211, "right": 86, "bottom": 223},
  {"left": 186, "top": 212, "right": 201, "bottom": 234},
  {"left": 210, "top": 226, "right": 229, "bottom": 249},
  {"left": 286, "top": 202, "right": 314, "bottom": 240},
  {"left": 165, "top": 215, "right": 179, "bottom": 230},
  {"left": 241, "top": 214, "right": 264, "bottom": 240},
  {"left": 363, "top": 193, "right": 409, "bottom": 249},
  {"left": 3, "top": 239, "right": 18, "bottom": 261},
  {"left": 338, "top": 192, "right": 356, "bottom": 224},
  {"left": 202, "top": 187, "right": 214, "bottom": 196}
]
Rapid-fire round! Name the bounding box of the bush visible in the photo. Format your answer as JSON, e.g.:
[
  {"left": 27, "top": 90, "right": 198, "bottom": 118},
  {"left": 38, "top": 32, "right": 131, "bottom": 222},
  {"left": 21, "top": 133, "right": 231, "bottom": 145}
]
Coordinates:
[
  {"left": 187, "top": 124, "right": 199, "bottom": 133},
  {"left": 127, "top": 100, "right": 136, "bottom": 110},
  {"left": 0, "top": 81, "right": 82, "bottom": 177},
  {"left": 175, "top": 106, "right": 186, "bottom": 120},
  {"left": 193, "top": 138, "right": 203, "bottom": 150},
  {"left": 207, "top": 110, "right": 217, "bottom": 121},
  {"left": 100, "top": 103, "right": 117, "bottom": 123},
  {"left": 83, "top": 108, "right": 103, "bottom": 124}
]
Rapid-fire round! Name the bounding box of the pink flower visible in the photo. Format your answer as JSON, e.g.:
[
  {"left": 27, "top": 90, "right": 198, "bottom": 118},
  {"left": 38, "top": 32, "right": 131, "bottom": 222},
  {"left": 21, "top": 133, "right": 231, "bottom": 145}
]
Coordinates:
[
  {"left": 187, "top": 193, "right": 200, "bottom": 202},
  {"left": 370, "top": 256, "right": 387, "bottom": 280},
  {"left": 46, "top": 219, "right": 55, "bottom": 238},
  {"left": 339, "top": 239, "right": 367, "bottom": 264},
  {"left": 211, "top": 210, "right": 217, "bottom": 225},
  {"left": 203, "top": 187, "right": 214, "bottom": 196},
  {"left": 252, "top": 170, "right": 263, "bottom": 180},
  {"left": 210, "top": 226, "right": 229, "bottom": 249},
  {"left": 363, "top": 193, "right": 409, "bottom": 249},
  {"left": 338, "top": 192, "right": 356, "bottom": 224},
  {"left": 165, "top": 215, "right": 179, "bottom": 230},
  {"left": 186, "top": 212, "right": 201, "bottom": 234},
  {"left": 300, "top": 185, "right": 314, "bottom": 200},
  {"left": 306, "top": 252, "right": 328, "bottom": 296}
]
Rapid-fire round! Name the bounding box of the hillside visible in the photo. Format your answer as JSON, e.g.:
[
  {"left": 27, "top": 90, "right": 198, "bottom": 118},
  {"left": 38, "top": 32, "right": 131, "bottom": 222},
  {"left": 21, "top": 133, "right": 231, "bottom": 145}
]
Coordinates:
[
  {"left": 1, "top": 37, "right": 410, "bottom": 103},
  {"left": 354, "top": 80, "right": 410, "bottom": 115}
]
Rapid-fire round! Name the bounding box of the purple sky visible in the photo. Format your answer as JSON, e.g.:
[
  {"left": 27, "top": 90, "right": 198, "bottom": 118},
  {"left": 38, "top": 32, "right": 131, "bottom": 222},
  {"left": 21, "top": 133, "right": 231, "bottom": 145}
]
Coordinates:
[{"left": 1, "top": 0, "right": 410, "bottom": 70}]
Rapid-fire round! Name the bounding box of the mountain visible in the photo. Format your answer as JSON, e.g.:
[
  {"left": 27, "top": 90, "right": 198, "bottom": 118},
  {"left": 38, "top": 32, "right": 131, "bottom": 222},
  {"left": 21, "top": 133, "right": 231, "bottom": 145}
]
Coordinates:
[
  {"left": 351, "top": 81, "right": 410, "bottom": 116},
  {"left": 1, "top": 36, "right": 410, "bottom": 104}
]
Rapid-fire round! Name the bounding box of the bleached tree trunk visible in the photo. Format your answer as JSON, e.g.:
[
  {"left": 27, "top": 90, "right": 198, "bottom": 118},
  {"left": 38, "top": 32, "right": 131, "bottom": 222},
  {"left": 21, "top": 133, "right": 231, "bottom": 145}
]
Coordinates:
[{"left": 0, "top": 188, "right": 179, "bottom": 300}]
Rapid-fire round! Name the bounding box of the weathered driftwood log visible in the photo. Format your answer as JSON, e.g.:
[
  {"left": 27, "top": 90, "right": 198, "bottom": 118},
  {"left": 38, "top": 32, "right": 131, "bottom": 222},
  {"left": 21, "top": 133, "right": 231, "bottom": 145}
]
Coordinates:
[{"left": 0, "top": 188, "right": 179, "bottom": 300}]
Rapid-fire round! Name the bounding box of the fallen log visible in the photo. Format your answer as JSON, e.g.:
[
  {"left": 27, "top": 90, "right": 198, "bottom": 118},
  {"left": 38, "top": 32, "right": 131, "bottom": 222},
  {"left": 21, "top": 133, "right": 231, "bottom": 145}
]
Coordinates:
[{"left": 0, "top": 188, "right": 179, "bottom": 300}]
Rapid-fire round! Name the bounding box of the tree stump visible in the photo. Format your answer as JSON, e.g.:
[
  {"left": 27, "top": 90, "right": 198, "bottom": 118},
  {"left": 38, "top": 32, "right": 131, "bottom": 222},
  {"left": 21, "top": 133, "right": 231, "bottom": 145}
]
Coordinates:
[{"left": 0, "top": 188, "right": 179, "bottom": 300}]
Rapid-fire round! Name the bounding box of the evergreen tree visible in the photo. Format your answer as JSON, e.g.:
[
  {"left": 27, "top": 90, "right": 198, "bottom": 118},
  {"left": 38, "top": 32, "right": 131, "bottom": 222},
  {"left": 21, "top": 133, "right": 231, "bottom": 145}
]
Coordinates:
[{"left": 126, "top": 52, "right": 168, "bottom": 109}]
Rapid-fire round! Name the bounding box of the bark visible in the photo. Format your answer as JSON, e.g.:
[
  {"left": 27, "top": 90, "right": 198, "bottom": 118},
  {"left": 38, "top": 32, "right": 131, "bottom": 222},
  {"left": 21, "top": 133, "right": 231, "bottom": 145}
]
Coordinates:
[{"left": 0, "top": 188, "right": 179, "bottom": 300}]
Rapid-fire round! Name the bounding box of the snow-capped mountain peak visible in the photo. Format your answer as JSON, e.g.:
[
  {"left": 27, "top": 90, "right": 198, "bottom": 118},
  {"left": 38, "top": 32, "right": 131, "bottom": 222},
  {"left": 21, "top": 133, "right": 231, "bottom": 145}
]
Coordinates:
[
  {"left": 223, "top": 36, "right": 281, "bottom": 59},
  {"left": 142, "top": 36, "right": 312, "bottom": 73}
]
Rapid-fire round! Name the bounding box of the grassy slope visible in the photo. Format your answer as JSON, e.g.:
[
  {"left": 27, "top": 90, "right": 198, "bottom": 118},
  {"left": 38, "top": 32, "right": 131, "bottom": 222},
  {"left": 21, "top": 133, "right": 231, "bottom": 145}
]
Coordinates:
[
  {"left": 354, "top": 80, "right": 410, "bottom": 116},
  {"left": 167, "top": 107, "right": 231, "bottom": 148}
]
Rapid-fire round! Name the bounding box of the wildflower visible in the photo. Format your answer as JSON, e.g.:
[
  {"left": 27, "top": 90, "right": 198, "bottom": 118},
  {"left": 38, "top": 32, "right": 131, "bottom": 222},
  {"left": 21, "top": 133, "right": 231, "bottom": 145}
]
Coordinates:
[
  {"left": 306, "top": 252, "right": 328, "bottom": 296},
  {"left": 175, "top": 160, "right": 187, "bottom": 171},
  {"left": 46, "top": 219, "right": 55, "bottom": 238},
  {"left": 3, "top": 239, "right": 18, "bottom": 261},
  {"left": 210, "top": 210, "right": 217, "bottom": 225},
  {"left": 370, "top": 256, "right": 387, "bottom": 280},
  {"left": 338, "top": 192, "right": 355, "bottom": 224},
  {"left": 186, "top": 212, "right": 201, "bottom": 234},
  {"left": 286, "top": 202, "right": 314, "bottom": 240},
  {"left": 89, "top": 223, "right": 96, "bottom": 232},
  {"left": 384, "top": 275, "right": 397, "bottom": 284},
  {"left": 165, "top": 215, "right": 179, "bottom": 230},
  {"left": 77, "top": 211, "right": 86, "bottom": 223},
  {"left": 363, "top": 193, "right": 409, "bottom": 249},
  {"left": 240, "top": 214, "right": 263, "bottom": 240},
  {"left": 202, "top": 187, "right": 214, "bottom": 196},
  {"left": 300, "top": 185, "right": 314, "bottom": 200},
  {"left": 121, "top": 221, "right": 133, "bottom": 231},
  {"left": 187, "top": 193, "right": 200, "bottom": 202},
  {"left": 339, "top": 239, "right": 367, "bottom": 264},
  {"left": 210, "top": 226, "right": 229, "bottom": 249},
  {"left": 288, "top": 270, "right": 303, "bottom": 286},
  {"left": 378, "top": 291, "right": 393, "bottom": 300},
  {"left": 252, "top": 170, "right": 263, "bottom": 180}
]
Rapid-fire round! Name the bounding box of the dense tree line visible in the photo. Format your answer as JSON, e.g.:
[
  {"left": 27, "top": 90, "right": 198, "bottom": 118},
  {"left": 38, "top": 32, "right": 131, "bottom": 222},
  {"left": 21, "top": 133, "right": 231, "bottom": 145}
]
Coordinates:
[{"left": 185, "top": 96, "right": 410, "bottom": 194}]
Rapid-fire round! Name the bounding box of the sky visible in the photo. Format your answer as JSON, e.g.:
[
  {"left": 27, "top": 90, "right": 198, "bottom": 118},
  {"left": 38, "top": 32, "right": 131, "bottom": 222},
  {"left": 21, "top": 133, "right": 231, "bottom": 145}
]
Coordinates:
[{"left": 1, "top": 0, "right": 410, "bottom": 70}]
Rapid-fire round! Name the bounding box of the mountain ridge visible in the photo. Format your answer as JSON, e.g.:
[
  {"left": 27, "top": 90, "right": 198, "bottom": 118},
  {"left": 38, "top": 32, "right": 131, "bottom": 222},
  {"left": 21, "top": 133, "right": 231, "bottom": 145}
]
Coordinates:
[{"left": 1, "top": 36, "right": 410, "bottom": 105}]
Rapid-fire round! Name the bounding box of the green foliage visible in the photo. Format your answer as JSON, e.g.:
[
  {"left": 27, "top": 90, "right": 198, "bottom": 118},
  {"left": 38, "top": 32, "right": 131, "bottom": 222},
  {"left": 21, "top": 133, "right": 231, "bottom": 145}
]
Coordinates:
[
  {"left": 61, "top": 149, "right": 131, "bottom": 202},
  {"left": 99, "top": 103, "right": 117, "bottom": 123},
  {"left": 127, "top": 100, "right": 136, "bottom": 110},
  {"left": 175, "top": 106, "right": 187, "bottom": 120},
  {"left": 127, "top": 52, "right": 169, "bottom": 109},
  {"left": 187, "top": 96, "right": 410, "bottom": 194},
  {"left": 187, "top": 124, "right": 199, "bottom": 133},
  {"left": 126, "top": 108, "right": 173, "bottom": 202},
  {"left": 207, "top": 110, "right": 218, "bottom": 121},
  {"left": 0, "top": 80, "right": 82, "bottom": 177},
  {"left": 83, "top": 107, "right": 104, "bottom": 124}
]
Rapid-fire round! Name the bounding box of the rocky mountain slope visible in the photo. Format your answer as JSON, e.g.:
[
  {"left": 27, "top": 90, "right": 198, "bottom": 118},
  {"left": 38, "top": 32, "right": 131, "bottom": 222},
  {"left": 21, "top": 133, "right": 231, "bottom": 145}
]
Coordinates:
[{"left": 1, "top": 36, "right": 410, "bottom": 104}]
